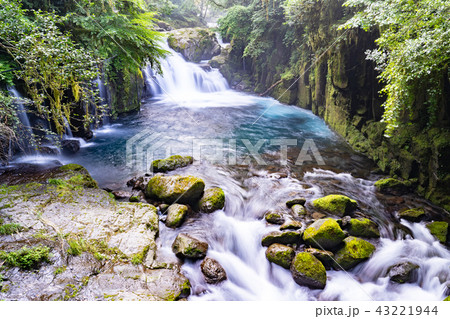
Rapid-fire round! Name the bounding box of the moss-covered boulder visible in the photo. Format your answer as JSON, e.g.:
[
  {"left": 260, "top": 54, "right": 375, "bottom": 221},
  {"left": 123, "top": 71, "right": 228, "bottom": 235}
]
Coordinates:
[
  {"left": 303, "top": 218, "right": 346, "bottom": 250},
  {"left": 145, "top": 175, "right": 205, "bottom": 204},
  {"left": 168, "top": 28, "right": 221, "bottom": 62},
  {"left": 333, "top": 236, "right": 375, "bottom": 270},
  {"left": 165, "top": 204, "right": 188, "bottom": 228},
  {"left": 426, "top": 221, "right": 448, "bottom": 243},
  {"left": 347, "top": 218, "right": 380, "bottom": 238},
  {"left": 291, "top": 204, "right": 306, "bottom": 216},
  {"left": 151, "top": 155, "right": 193, "bottom": 173},
  {"left": 388, "top": 261, "right": 419, "bottom": 283},
  {"left": 399, "top": 208, "right": 425, "bottom": 222},
  {"left": 265, "top": 244, "right": 295, "bottom": 269},
  {"left": 200, "top": 257, "right": 227, "bottom": 284},
  {"left": 280, "top": 219, "right": 302, "bottom": 230},
  {"left": 261, "top": 231, "right": 302, "bottom": 247},
  {"left": 444, "top": 296, "right": 450, "bottom": 301},
  {"left": 290, "top": 252, "right": 327, "bottom": 289},
  {"left": 312, "top": 195, "right": 357, "bottom": 217},
  {"left": 374, "top": 178, "right": 412, "bottom": 195},
  {"left": 265, "top": 211, "right": 285, "bottom": 224},
  {"left": 286, "top": 198, "right": 306, "bottom": 207},
  {"left": 305, "top": 248, "right": 334, "bottom": 269},
  {"left": 172, "top": 233, "right": 208, "bottom": 260},
  {"left": 198, "top": 187, "right": 225, "bottom": 213}
]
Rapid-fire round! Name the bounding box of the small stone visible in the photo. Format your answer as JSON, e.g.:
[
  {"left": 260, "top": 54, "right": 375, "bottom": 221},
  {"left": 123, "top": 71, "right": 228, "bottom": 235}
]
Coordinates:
[
  {"left": 265, "top": 211, "right": 285, "bottom": 224},
  {"left": 265, "top": 244, "right": 295, "bottom": 269},
  {"left": 291, "top": 204, "right": 306, "bottom": 216},
  {"left": 280, "top": 219, "right": 302, "bottom": 230},
  {"left": 290, "top": 252, "right": 327, "bottom": 289},
  {"left": 312, "top": 195, "right": 358, "bottom": 217},
  {"left": 399, "top": 208, "right": 425, "bottom": 222},
  {"left": 172, "top": 233, "right": 208, "bottom": 260},
  {"left": 388, "top": 261, "right": 419, "bottom": 283},
  {"left": 426, "top": 221, "right": 448, "bottom": 243},
  {"left": 333, "top": 236, "right": 375, "bottom": 270},
  {"left": 112, "top": 190, "right": 132, "bottom": 199},
  {"left": 201, "top": 257, "right": 227, "bottom": 284},
  {"left": 303, "top": 218, "right": 346, "bottom": 250},
  {"left": 165, "top": 204, "right": 188, "bottom": 228},
  {"left": 198, "top": 187, "right": 225, "bottom": 213},
  {"left": 286, "top": 198, "right": 306, "bottom": 207},
  {"left": 261, "top": 231, "right": 302, "bottom": 247}
]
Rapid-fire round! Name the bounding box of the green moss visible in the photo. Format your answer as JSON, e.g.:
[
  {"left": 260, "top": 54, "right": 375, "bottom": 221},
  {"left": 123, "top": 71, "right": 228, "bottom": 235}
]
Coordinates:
[
  {"left": 151, "top": 155, "right": 193, "bottom": 172},
  {"left": 426, "top": 221, "right": 448, "bottom": 243},
  {"left": 265, "top": 243, "right": 295, "bottom": 269},
  {"left": 145, "top": 175, "right": 205, "bottom": 204},
  {"left": 312, "top": 195, "right": 357, "bottom": 216},
  {"left": 165, "top": 204, "right": 188, "bottom": 228},
  {"left": 0, "top": 245, "right": 51, "bottom": 270},
  {"left": 347, "top": 218, "right": 380, "bottom": 238},
  {"left": 59, "top": 164, "right": 85, "bottom": 171},
  {"left": 261, "top": 231, "right": 302, "bottom": 247},
  {"left": 374, "top": 178, "right": 411, "bottom": 194},
  {"left": 303, "top": 218, "right": 346, "bottom": 250},
  {"left": 199, "top": 187, "right": 225, "bottom": 213},
  {"left": 131, "top": 246, "right": 149, "bottom": 265},
  {"left": 333, "top": 236, "right": 375, "bottom": 270},
  {"left": 67, "top": 237, "right": 126, "bottom": 261},
  {"left": 444, "top": 296, "right": 450, "bottom": 301},
  {"left": 291, "top": 252, "right": 327, "bottom": 289},
  {"left": 0, "top": 223, "right": 23, "bottom": 235},
  {"left": 399, "top": 208, "right": 426, "bottom": 222},
  {"left": 265, "top": 211, "right": 284, "bottom": 224},
  {"left": 54, "top": 266, "right": 67, "bottom": 275}
]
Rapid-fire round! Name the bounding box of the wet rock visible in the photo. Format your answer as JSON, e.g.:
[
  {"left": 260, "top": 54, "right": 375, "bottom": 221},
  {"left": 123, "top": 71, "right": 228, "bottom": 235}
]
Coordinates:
[
  {"left": 167, "top": 28, "right": 221, "bottom": 62},
  {"left": 280, "top": 219, "right": 302, "bottom": 230},
  {"left": 38, "top": 146, "right": 59, "bottom": 155},
  {"left": 291, "top": 204, "right": 306, "bottom": 216},
  {"left": 265, "top": 244, "right": 295, "bottom": 269},
  {"left": 200, "top": 257, "right": 227, "bottom": 284},
  {"left": 426, "top": 221, "right": 448, "bottom": 243},
  {"left": 286, "top": 198, "right": 306, "bottom": 207},
  {"left": 333, "top": 236, "right": 375, "bottom": 270},
  {"left": 165, "top": 204, "right": 188, "bottom": 228},
  {"left": 172, "top": 233, "right": 208, "bottom": 260},
  {"left": 159, "top": 204, "right": 169, "bottom": 214},
  {"left": 337, "top": 216, "right": 352, "bottom": 228},
  {"left": 312, "top": 212, "right": 326, "bottom": 220},
  {"left": 112, "top": 190, "right": 132, "bottom": 199},
  {"left": 145, "top": 175, "right": 205, "bottom": 204},
  {"left": 151, "top": 155, "right": 193, "bottom": 173},
  {"left": 374, "top": 178, "right": 412, "bottom": 195},
  {"left": 444, "top": 296, "right": 450, "bottom": 301},
  {"left": 399, "top": 208, "right": 425, "bottom": 222},
  {"left": 312, "top": 195, "right": 358, "bottom": 217},
  {"left": 261, "top": 231, "right": 302, "bottom": 247},
  {"left": 265, "top": 211, "right": 285, "bottom": 224},
  {"left": 198, "top": 187, "right": 225, "bottom": 213},
  {"left": 304, "top": 248, "right": 334, "bottom": 269},
  {"left": 61, "top": 139, "right": 81, "bottom": 154},
  {"left": 290, "top": 252, "right": 327, "bottom": 289},
  {"left": 347, "top": 218, "right": 380, "bottom": 238},
  {"left": 388, "top": 261, "right": 419, "bottom": 283},
  {"left": 303, "top": 218, "right": 346, "bottom": 250}
]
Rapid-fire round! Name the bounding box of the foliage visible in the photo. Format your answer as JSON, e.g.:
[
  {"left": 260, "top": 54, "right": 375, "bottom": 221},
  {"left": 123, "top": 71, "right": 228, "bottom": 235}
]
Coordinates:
[
  {"left": 341, "top": 0, "right": 450, "bottom": 136},
  {"left": 217, "top": 5, "right": 252, "bottom": 43},
  {"left": 0, "top": 245, "right": 51, "bottom": 269},
  {"left": 0, "top": 223, "right": 23, "bottom": 235},
  {"left": 0, "top": 90, "right": 18, "bottom": 163}
]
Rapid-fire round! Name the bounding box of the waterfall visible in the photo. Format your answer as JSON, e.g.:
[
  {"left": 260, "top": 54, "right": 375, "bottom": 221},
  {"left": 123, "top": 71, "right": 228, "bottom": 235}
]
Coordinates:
[
  {"left": 94, "top": 72, "right": 111, "bottom": 125},
  {"left": 143, "top": 41, "right": 229, "bottom": 99}
]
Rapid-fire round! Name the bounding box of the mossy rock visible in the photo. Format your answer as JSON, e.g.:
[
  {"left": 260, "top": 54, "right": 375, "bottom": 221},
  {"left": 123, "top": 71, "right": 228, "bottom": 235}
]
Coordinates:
[
  {"left": 347, "top": 218, "right": 380, "bottom": 238},
  {"left": 151, "top": 155, "right": 193, "bottom": 173},
  {"left": 261, "top": 231, "right": 302, "bottom": 247},
  {"left": 198, "top": 187, "right": 225, "bottom": 213},
  {"left": 426, "top": 221, "right": 448, "bottom": 243},
  {"left": 312, "top": 195, "right": 357, "bottom": 217},
  {"left": 265, "top": 211, "right": 285, "bottom": 224},
  {"left": 291, "top": 204, "right": 306, "bottom": 216},
  {"left": 444, "top": 296, "right": 450, "bottom": 301},
  {"left": 374, "top": 178, "right": 412, "bottom": 195},
  {"left": 145, "top": 175, "right": 205, "bottom": 204},
  {"left": 303, "top": 218, "right": 346, "bottom": 250},
  {"left": 172, "top": 233, "right": 208, "bottom": 260},
  {"left": 167, "top": 28, "right": 221, "bottom": 62},
  {"left": 280, "top": 219, "right": 302, "bottom": 230},
  {"left": 290, "top": 252, "right": 327, "bottom": 289},
  {"left": 399, "top": 208, "right": 425, "bottom": 222},
  {"left": 333, "top": 236, "right": 375, "bottom": 270},
  {"left": 286, "top": 198, "right": 306, "bottom": 207},
  {"left": 200, "top": 257, "right": 227, "bottom": 284},
  {"left": 165, "top": 204, "right": 188, "bottom": 228},
  {"left": 265, "top": 244, "right": 295, "bottom": 269},
  {"left": 388, "top": 261, "right": 419, "bottom": 283},
  {"left": 304, "top": 248, "right": 334, "bottom": 269}
]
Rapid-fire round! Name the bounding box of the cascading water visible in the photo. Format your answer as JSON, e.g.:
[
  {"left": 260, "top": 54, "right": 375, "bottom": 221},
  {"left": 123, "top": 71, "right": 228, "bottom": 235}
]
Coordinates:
[{"left": 94, "top": 72, "right": 111, "bottom": 125}]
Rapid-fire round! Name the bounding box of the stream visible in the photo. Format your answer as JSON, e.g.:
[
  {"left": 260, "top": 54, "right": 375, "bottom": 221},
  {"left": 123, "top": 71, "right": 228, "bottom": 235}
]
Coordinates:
[{"left": 8, "top": 42, "right": 450, "bottom": 301}]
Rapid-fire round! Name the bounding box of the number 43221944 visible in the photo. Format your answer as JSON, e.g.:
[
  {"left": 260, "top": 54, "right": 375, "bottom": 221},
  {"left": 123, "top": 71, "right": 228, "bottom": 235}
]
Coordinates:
[{"left": 376, "top": 306, "right": 438, "bottom": 316}]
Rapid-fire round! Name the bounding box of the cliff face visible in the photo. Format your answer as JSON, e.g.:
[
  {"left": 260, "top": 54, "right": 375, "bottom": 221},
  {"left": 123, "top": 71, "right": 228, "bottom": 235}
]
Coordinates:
[{"left": 221, "top": 5, "right": 450, "bottom": 211}]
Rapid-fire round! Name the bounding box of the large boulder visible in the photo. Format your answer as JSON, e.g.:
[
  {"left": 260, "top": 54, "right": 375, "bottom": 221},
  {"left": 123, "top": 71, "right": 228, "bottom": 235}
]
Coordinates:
[
  {"left": 165, "top": 204, "right": 188, "bottom": 228},
  {"left": 168, "top": 28, "right": 221, "bottom": 62},
  {"left": 388, "top": 261, "right": 419, "bottom": 283},
  {"left": 151, "top": 155, "right": 193, "bottom": 173},
  {"left": 399, "top": 208, "right": 425, "bottom": 222},
  {"left": 312, "top": 195, "right": 358, "bottom": 217},
  {"left": 290, "top": 252, "right": 327, "bottom": 289},
  {"left": 426, "top": 221, "right": 448, "bottom": 243},
  {"left": 261, "top": 231, "right": 302, "bottom": 247},
  {"left": 172, "top": 233, "right": 208, "bottom": 260},
  {"left": 333, "top": 236, "right": 375, "bottom": 270},
  {"left": 374, "top": 178, "right": 412, "bottom": 195},
  {"left": 302, "top": 218, "right": 346, "bottom": 250},
  {"left": 347, "top": 218, "right": 380, "bottom": 238},
  {"left": 145, "top": 175, "right": 205, "bottom": 204},
  {"left": 198, "top": 187, "right": 225, "bottom": 213},
  {"left": 200, "top": 257, "right": 227, "bottom": 284},
  {"left": 265, "top": 244, "right": 295, "bottom": 269}
]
